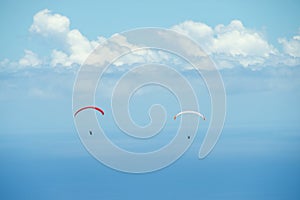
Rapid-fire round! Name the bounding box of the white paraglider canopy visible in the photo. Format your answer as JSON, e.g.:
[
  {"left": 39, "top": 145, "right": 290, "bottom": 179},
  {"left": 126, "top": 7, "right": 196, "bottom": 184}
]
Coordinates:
[{"left": 174, "top": 111, "right": 206, "bottom": 121}]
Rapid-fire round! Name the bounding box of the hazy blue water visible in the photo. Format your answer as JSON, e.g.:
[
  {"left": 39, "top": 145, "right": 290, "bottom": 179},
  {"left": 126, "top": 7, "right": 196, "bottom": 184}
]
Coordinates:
[{"left": 1, "top": 128, "right": 300, "bottom": 200}]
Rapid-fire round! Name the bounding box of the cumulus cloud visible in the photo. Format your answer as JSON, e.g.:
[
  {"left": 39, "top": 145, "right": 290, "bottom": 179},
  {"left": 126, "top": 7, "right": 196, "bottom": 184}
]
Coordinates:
[
  {"left": 214, "top": 20, "right": 275, "bottom": 56},
  {"left": 30, "top": 9, "right": 70, "bottom": 37},
  {"left": 50, "top": 49, "right": 71, "bottom": 67},
  {"left": 1, "top": 50, "right": 42, "bottom": 72},
  {"left": 30, "top": 9, "right": 105, "bottom": 67},
  {"left": 172, "top": 21, "right": 214, "bottom": 51},
  {"left": 19, "top": 50, "right": 42, "bottom": 67},
  {"left": 278, "top": 34, "right": 300, "bottom": 58},
  {"left": 172, "top": 20, "right": 278, "bottom": 68}
]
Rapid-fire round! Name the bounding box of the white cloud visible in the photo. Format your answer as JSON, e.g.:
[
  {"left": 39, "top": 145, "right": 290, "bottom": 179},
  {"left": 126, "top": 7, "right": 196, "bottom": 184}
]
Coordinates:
[
  {"left": 2, "top": 10, "right": 300, "bottom": 72},
  {"left": 19, "top": 50, "right": 42, "bottom": 67},
  {"left": 213, "top": 20, "right": 276, "bottom": 57},
  {"left": 172, "top": 20, "right": 278, "bottom": 68},
  {"left": 172, "top": 20, "right": 214, "bottom": 52},
  {"left": 30, "top": 9, "right": 105, "bottom": 67},
  {"left": 67, "top": 29, "right": 100, "bottom": 65},
  {"left": 278, "top": 34, "right": 300, "bottom": 58},
  {"left": 51, "top": 49, "right": 72, "bottom": 67},
  {"left": 30, "top": 9, "right": 70, "bottom": 37}
]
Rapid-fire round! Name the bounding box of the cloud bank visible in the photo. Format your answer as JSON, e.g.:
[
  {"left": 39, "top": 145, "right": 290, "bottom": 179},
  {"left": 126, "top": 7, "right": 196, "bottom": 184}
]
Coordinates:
[{"left": 1, "top": 9, "right": 300, "bottom": 72}]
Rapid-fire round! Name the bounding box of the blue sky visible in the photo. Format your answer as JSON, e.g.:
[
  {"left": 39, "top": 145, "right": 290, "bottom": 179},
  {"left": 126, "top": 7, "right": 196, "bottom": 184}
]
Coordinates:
[{"left": 1, "top": 0, "right": 300, "bottom": 199}]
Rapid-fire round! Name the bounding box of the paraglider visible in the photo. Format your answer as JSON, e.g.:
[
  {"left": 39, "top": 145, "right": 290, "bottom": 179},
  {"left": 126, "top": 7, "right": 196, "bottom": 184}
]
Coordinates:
[
  {"left": 173, "top": 111, "right": 206, "bottom": 121},
  {"left": 74, "top": 106, "right": 104, "bottom": 136},
  {"left": 74, "top": 106, "right": 104, "bottom": 117},
  {"left": 174, "top": 110, "right": 206, "bottom": 140}
]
